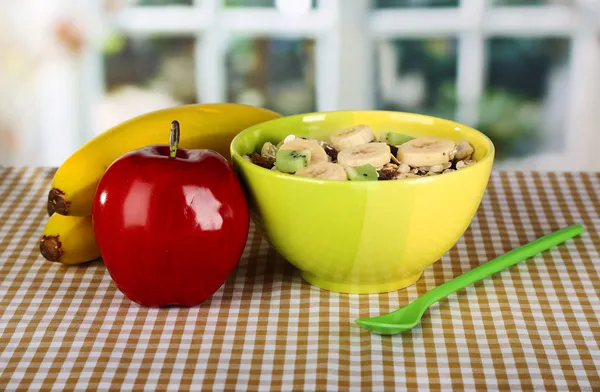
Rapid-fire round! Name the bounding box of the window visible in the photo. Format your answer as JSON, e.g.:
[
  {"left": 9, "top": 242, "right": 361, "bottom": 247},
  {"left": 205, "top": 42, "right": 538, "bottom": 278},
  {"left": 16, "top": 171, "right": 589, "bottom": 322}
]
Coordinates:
[
  {"left": 225, "top": 37, "right": 316, "bottom": 115},
  {"left": 32, "top": 0, "right": 600, "bottom": 170},
  {"left": 375, "top": 37, "right": 458, "bottom": 124}
]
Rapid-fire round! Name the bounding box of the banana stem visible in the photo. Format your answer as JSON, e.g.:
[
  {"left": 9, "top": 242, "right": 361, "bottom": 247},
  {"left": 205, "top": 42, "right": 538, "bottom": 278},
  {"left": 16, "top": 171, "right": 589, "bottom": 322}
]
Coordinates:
[{"left": 170, "top": 120, "right": 180, "bottom": 158}]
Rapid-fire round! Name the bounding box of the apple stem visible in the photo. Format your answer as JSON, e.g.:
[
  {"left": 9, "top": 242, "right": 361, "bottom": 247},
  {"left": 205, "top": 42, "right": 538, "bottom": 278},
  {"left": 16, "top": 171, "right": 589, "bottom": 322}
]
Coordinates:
[{"left": 170, "top": 120, "right": 180, "bottom": 158}]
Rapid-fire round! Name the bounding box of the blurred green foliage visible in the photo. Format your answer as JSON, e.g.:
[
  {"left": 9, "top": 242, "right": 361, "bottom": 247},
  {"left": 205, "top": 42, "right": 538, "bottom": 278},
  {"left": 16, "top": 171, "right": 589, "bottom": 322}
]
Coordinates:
[
  {"left": 136, "top": 0, "right": 193, "bottom": 5},
  {"left": 490, "top": 0, "right": 553, "bottom": 5},
  {"left": 225, "top": 0, "right": 275, "bottom": 6},
  {"left": 226, "top": 37, "right": 316, "bottom": 114},
  {"left": 379, "top": 37, "right": 569, "bottom": 159},
  {"left": 373, "top": 0, "right": 458, "bottom": 8},
  {"left": 224, "top": 0, "right": 318, "bottom": 7}
]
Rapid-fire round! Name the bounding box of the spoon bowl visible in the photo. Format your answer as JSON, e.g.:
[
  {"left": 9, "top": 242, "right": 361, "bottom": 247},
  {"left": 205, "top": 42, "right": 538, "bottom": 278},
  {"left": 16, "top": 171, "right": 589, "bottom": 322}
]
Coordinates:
[{"left": 355, "top": 301, "right": 426, "bottom": 334}]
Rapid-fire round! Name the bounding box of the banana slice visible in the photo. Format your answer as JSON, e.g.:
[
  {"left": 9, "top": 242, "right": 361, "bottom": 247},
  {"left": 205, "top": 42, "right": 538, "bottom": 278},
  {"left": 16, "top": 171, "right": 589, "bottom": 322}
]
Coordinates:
[
  {"left": 396, "top": 136, "right": 455, "bottom": 167},
  {"left": 337, "top": 142, "right": 391, "bottom": 169},
  {"left": 329, "top": 124, "right": 375, "bottom": 151},
  {"left": 279, "top": 139, "right": 328, "bottom": 164},
  {"left": 296, "top": 161, "right": 348, "bottom": 181}
]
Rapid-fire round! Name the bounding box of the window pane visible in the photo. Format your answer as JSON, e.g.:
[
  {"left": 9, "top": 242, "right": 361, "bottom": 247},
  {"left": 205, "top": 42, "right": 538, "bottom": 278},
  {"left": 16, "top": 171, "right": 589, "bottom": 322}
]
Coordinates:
[
  {"left": 100, "top": 36, "right": 197, "bottom": 131},
  {"left": 132, "top": 0, "right": 194, "bottom": 5},
  {"left": 226, "top": 37, "right": 316, "bottom": 115},
  {"left": 489, "top": 0, "right": 571, "bottom": 5},
  {"left": 479, "top": 37, "right": 570, "bottom": 159},
  {"left": 373, "top": 0, "right": 459, "bottom": 8},
  {"left": 375, "top": 38, "right": 458, "bottom": 121},
  {"left": 224, "top": 0, "right": 317, "bottom": 8}
]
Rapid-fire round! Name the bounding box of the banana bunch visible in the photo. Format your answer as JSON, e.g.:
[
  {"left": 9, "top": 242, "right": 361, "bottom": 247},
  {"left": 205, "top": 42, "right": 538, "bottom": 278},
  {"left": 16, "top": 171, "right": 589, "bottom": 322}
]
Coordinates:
[{"left": 39, "top": 103, "right": 281, "bottom": 265}]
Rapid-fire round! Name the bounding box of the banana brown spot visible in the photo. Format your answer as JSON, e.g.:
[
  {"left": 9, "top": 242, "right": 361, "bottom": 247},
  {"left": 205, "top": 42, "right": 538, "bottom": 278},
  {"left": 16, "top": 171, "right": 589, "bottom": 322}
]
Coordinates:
[
  {"left": 40, "top": 235, "right": 63, "bottom": 262},
  {"left": 47, "top": 188, "right": 69, "bottom": 216}
]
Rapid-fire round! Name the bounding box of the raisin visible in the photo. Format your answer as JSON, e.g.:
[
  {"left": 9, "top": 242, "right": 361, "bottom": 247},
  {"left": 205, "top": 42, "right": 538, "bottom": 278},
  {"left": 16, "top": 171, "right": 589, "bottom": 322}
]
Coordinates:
[
  {"left": 323, "top": 144, "right": 338, "bottom": 161},
  {"left": 389, "top": 145, "right": 398, "bottom": 157},
  {"left": 250, "top": 153, "right": 274, "bottom": 169},
  {"left": 377, "top": 167, "right": 396, "bottom": 180}
]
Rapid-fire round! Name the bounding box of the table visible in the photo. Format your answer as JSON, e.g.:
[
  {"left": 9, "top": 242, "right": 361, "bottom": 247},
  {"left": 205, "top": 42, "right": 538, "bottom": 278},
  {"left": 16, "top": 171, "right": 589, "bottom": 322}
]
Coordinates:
[{"left": 0, "top": 167, "right": 599, "bottom": 391}]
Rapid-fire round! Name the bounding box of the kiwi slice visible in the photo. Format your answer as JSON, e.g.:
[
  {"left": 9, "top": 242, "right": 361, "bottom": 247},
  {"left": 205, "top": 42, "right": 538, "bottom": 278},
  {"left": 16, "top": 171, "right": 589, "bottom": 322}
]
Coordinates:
[
  {"left": 345, "top": 164, "right": 378, "bottom": 181},
  {"left": 275, "top": 149, "right": 311, "bottom": 173},
  {"left": 381, "top": 131, "right": 414, "bottom": 146}
]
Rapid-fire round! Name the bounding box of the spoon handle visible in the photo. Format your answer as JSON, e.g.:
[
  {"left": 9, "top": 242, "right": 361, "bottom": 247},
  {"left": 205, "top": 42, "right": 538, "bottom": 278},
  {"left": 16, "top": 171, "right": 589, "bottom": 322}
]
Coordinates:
[{"left": 419, "top": 224, "right": 584, "bottom": 309}]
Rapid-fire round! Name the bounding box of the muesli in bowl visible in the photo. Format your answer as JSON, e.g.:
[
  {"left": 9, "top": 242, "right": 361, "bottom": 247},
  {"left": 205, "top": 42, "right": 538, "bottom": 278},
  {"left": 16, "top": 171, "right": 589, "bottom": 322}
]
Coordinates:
[{"left": 242, "top": 124, "right": 477, "bottom": 181}]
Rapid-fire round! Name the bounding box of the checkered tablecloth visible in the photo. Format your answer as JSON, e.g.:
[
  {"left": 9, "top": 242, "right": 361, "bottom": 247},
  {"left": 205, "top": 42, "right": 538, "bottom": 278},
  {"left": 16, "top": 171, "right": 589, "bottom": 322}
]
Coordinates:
[{"left": 1, "top": 167, "right": 599, "bottom": 391}]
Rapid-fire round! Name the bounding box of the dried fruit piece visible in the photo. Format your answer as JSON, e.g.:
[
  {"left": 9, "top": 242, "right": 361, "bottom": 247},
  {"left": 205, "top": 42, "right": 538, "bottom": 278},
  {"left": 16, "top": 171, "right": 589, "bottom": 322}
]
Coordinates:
[
  {"left": 377, "top": 163, "right": 398, "bottom": 180},
  {"left": 394, "top": 172, "right": 420, "bottom": 179},
  {"left": 322, "top": 143, "right": 338, "bottom": 161},
  {"left": 250, "top": 153, "right": 275, "bottom": 169}
]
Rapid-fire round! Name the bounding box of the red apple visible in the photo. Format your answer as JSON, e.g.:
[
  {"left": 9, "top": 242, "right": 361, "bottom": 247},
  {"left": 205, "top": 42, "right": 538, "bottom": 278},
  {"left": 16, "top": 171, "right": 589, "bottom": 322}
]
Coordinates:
[{"left": 92, "top": 121, "right": 249, "bottom": 307}]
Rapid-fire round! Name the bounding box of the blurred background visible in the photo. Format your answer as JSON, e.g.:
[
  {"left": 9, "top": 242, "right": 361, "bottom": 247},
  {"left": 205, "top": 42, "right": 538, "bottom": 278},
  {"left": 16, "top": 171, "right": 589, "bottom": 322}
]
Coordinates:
[{"left": 1, "top": 0, "right": 599, "bottom": 170}]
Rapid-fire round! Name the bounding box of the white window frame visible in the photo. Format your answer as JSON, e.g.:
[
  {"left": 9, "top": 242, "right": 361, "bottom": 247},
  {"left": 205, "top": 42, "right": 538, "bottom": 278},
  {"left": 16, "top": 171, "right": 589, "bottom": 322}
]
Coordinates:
[{"left": 42, "top": 0, "right": 600, "bottom": 171}]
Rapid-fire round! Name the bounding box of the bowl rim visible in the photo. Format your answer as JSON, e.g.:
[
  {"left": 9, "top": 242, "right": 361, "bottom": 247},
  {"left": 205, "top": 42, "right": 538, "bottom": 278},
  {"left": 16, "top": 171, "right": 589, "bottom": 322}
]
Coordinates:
[{"left": 230, "top": 109, "right": 495, "bottom": 185}]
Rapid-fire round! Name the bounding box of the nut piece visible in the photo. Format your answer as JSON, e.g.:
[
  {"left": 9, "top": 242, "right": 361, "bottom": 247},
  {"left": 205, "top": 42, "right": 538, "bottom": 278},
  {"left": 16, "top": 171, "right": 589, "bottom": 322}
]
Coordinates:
[
  {"left": 443, "top": 168, "right": 455, "bottom": 174},
  {"left": 429, "top": 164, "right": 444, "bottom": 173},
  {"left": 455, "top": 160, "right": 467, "bottom": 170},
  {"left": 283, "top": 134, "right": 299, "bottom": 144},
  {"left": 394, "top": 172, "right": 420, "bottom": 179},
  {"left": 454, "top": 141, "right": 474, "bottom": 161},
  {"left": 261, "top": 142, "right": 278, "bottom": 160},
  {"left": 398, "top": 163, "right": 411, "bottom": 174},
  {"left": 455, "top": 159, "right": 475, "bottom": 170}
]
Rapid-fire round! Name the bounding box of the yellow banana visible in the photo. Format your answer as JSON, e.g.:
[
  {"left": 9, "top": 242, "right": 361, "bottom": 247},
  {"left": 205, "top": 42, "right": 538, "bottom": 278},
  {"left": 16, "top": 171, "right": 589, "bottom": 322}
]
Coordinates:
[
  {"left": 47, "top": 103, "right": 281, "bottom": 217},
  {"left": 39, "top": 213, "right": 101, "bottom": 265}
]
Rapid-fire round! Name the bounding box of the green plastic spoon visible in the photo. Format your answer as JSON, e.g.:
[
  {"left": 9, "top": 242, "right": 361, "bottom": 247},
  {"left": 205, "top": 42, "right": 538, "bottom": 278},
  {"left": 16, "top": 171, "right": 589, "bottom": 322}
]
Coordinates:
[{"left": 355, "top": 224, "right": 584, "bottom": 335}]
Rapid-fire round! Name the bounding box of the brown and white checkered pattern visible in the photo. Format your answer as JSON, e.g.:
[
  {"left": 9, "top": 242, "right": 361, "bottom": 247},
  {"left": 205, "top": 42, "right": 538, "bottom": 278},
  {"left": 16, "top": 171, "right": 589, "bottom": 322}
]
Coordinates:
[{"left": 0, "top": 167, "right": 599, "bottom": 391}]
